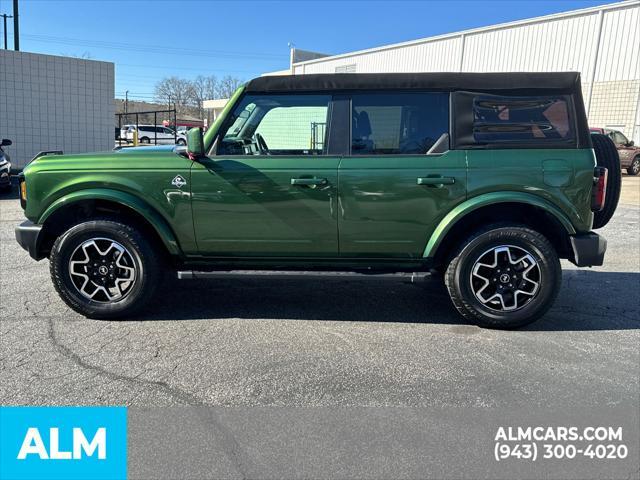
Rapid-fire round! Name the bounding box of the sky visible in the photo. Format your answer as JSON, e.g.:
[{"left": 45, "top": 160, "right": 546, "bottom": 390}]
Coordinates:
[{"left": 0, "top": 0, "right": 612, "bottom": 101}]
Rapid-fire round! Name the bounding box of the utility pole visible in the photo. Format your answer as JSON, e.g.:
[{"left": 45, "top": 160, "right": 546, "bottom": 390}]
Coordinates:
[
  {"left": 125, "top": 90, "right": 129, "bottom": 115},
  {"left": 1, "top": 13, "right": 12, "bottom": 49},
  {"left": 12, "top": 0, "right": 18, "bottom": 51}
]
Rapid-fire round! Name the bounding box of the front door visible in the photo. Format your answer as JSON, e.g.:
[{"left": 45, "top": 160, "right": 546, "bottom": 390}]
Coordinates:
[
  {"left": 191, "top": 93, "right": 339, "bottom": 257},
  {"left": 338, "top": 91, "right": 466, "bottom": 258},
  {"left": 610, "top": 130, "right": 634, "bottom": 168}
]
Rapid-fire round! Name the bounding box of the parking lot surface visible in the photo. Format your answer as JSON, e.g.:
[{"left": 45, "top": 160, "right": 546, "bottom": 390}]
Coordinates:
[{"left": 1, "top": 177, "right": 638, "bottom": 408}]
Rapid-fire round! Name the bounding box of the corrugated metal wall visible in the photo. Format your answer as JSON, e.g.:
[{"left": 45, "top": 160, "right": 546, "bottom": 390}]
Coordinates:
[
  {"left": 291, "top": 1, "right": 640, "bottom": 141},
  {"left": 293, "top": 1, "right": 639, "bottom": 81},
  {"left": 295, "top": 37, "right": 462, "bottom": 74},
  {"left": 460, "top": 12, "right": 601, "bottom": 78},
  {"left": 595, "top": 5, "right": 640, "bottom": 81}
]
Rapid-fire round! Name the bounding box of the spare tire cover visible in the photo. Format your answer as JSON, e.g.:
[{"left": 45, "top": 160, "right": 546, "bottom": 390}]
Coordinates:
[{"left": 590, "top": 133, "right": 621, "bottom": 229}]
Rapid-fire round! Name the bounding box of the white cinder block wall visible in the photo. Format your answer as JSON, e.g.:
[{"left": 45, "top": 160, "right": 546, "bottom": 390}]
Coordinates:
[{"left": 0, "top": 50, "right": 114, "bottom": 170}]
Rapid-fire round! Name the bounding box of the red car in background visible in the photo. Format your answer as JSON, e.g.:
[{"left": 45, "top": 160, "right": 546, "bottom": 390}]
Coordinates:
[{"left": 590, "top": 127, "right": 640, "bottom": 175}]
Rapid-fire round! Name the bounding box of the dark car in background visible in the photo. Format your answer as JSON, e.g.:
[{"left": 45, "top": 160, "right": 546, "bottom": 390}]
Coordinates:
[
  {"left": 0, "top": 138, "right": 12, "bottom": 192},
  {"left": 590, "top": 127, "right": 640, "bottom": 175}
]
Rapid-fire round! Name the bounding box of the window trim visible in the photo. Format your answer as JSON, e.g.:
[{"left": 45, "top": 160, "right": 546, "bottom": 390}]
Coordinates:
[
  {"left": 210, "top": 92, "right": 337, "bottom": 158},
  {"left": 345, "top": 90, "right": 451, "bottom": 157}
]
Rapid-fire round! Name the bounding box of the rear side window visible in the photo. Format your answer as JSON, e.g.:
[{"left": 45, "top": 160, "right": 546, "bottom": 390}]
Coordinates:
[
  {"left": 471, "top": 95, "right": 574, "bottom": 145},
  {"left": 350, "top": 92, "right": 449, "bottom": 155}
]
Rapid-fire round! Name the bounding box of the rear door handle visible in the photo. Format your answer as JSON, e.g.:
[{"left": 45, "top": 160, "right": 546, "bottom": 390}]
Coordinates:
[
  {"left": 417, "top": 176, "right": 455, "bottom": 187},
  {"left": 291, "top": 177, "right": 328, "bottom": 186}
]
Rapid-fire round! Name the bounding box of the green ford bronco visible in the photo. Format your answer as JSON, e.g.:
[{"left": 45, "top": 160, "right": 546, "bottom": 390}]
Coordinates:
[{"left": 15, "top": 72, "right": 620, "bottom": 328}]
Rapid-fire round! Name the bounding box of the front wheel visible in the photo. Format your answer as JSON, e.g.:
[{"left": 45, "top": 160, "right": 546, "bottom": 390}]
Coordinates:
[
  {"left": 50, "top": 219, "right": 161, "bottom": 319},
  {"left": 627, "top": 157, "right": 640, "bottom": 176},
  {"left": 445, "top": 226, "right": 561, "bottom": 329}
]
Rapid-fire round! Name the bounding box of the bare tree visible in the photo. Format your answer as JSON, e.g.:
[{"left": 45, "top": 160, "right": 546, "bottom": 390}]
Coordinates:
[
  {"left": 154, "top": 74, "right": 242, "bottom": 122},
  {"left": 187, "top": 75, "right": 218, "bottom": 117},
  {"left": 154, "top": 76, "right": 193, "bottom": 114},
  {"left": 216, "top": 75, "right": 243, "bottom": 99}
]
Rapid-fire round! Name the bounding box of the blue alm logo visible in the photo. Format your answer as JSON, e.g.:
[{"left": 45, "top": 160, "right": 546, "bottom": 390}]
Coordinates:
[{"left": 0, "top": 407, "right": 127, "bottom": 480}]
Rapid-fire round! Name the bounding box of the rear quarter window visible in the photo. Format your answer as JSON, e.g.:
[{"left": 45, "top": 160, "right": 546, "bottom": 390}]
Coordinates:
[{"left": 454, "top": 92, "right": 577, "bottom": 149}]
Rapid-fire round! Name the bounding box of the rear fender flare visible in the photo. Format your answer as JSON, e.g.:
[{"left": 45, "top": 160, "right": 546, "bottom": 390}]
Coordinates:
[{"left": 423, "top": 192, "right": 577, "bottom": 258}]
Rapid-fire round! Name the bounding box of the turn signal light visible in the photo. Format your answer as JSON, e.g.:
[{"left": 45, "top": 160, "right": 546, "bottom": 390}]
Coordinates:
[
  {"left": 591, "top": 167, "right": 607, "bottom": 212},
  {"left": 19, "top": 174, "right": 27, "bottom": 209}
]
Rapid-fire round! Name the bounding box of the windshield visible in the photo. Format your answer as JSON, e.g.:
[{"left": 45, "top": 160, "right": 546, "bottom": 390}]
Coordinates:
[{"left": 226, "top": 102, "right": 257, "bottom": 138}]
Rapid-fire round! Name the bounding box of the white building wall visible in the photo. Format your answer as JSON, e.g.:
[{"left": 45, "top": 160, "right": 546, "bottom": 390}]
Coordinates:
[
  {"left": 461, "top": 12, "right": 601, "bottom": 78},
  {"left": 291, "top": 0, "right": 640, "bottom": 142},
  {"left": 0, "top": 50, "right": 115, "bottom": 170},
  {"left": 294, "top": 36, "right": 462, "bottom": 74}
]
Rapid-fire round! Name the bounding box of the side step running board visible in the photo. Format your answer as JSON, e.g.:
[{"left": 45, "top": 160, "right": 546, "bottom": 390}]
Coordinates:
[{"left": 177, "top": 270, "right": 431, "bottom": 283}]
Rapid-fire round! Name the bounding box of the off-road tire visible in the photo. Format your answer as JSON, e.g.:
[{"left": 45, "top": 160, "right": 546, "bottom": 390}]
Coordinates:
[
  {"left": 50, "top": 219, "right": 160, "bottom": 319},
  {"left": 445, "top": 225, "right": 561, "bottom": 329},
  {"left": 627, "top": 156, "right": 640, "bottom": 176},
  {"left": 591, "top": 133, "right": 621, "bottom": 229}
]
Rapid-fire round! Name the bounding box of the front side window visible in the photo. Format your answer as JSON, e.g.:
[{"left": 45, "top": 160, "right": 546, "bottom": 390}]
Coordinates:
[
  {"left": 472, "top": 95, "right": 574, "bottom": 145},
  {"left": 350, "top": 92, "right": 449, "bottom": 155},
  {"left": 611, "top": 131, "right": 628, "bottom": 145},
  {"left": 217, "top": 94, "right": 330, "bottom": 156}
]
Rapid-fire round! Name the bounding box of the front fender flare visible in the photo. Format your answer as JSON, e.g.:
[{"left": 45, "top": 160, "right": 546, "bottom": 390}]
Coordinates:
[
  {"left": 423, "top": 192, "right": 577, "bottom": 258},
  {"left": 38, "top": 188, "right": 181, "bottom": 256}
]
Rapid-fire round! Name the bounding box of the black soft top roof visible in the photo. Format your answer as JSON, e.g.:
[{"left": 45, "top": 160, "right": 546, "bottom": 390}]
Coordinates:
[{"left": 245, "top": 72, "right": 582, "bottom": 95}]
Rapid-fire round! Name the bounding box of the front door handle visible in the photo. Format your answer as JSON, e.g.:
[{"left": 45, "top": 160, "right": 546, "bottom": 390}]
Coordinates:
[
  {"left": 416, "top": 176, "right": 455, "bottom": 187},
  {"left": 291, "top": 177, "right": 328, "bottom": 186}
]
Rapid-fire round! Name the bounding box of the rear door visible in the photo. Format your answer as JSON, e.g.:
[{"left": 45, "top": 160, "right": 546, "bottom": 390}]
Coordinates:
[
  {"left": 338, "top": 91, "right": 467, "bottom": 258},
  {"left": 460, "top": 92, "right": 586, "bottom": 219},
  {"left": 191, "top": 93, "right": 340, "bottom": 257}
]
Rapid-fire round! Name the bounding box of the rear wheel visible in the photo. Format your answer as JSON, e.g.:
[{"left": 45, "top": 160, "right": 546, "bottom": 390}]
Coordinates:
[
  {"left": 445, "top": 225, "right": 561, "bottom": 329},
  {"left": 50, "top": 219, "right": 160, "bottom": 319},
  {"left": 591, "top": 133, "right": 621, "bottom": 229},
  {"left": 627, "top": 156, "right": 640, "bottom": 176},
  {"left": 140, "top": 136, "right": 150, "bottom": 144}
]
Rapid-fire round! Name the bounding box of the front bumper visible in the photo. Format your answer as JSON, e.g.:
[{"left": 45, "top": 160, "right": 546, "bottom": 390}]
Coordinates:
[
  {"left": 569, "top": 232, "right": 607, "bottom": 267},
  {"left": 15, "top": 220, "right": 45, "bottom": 261}
]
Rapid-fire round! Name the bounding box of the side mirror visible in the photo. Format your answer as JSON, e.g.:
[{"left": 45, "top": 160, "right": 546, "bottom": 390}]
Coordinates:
[
  {"left": 1, "top": 139, "right": 12, "bottom": 147},
  {"left": 627, "top": 141, "right": 635, "bottom": 147},
  {"left": 186, "top": 128, "right": 205, "bottom": 159}
]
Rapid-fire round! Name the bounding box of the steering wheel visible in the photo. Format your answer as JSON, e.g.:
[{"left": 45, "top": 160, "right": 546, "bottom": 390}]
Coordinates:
[{"left": 254, "top": 133, "right": 270, "bottom": 155}]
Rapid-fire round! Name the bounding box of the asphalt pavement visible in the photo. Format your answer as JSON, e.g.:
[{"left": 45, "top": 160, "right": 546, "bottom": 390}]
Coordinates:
[{"left": 1, "top": 178, "right": 638, "bottom": 408}]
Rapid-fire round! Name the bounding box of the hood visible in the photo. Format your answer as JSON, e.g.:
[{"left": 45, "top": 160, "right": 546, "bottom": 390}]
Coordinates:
[
  {"left": 24, "top": 146, "right": 191, "bottom": 173},
  {"left": 114, "top": 145, "right": 182, "bottom": 154}
]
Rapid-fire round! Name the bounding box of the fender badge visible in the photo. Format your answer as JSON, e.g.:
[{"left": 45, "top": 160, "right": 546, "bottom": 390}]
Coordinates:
[{"left": 171, "top": 175, "right": 187, "bottom": 188}]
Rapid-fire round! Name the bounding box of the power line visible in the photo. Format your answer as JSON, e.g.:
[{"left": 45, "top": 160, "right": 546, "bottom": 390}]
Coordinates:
[
  {"left": 21, "top": 33, "right": 283, "bottom": 60},
  {"left": 116, "top": 63, "right": 262, "bottom": 74}
]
